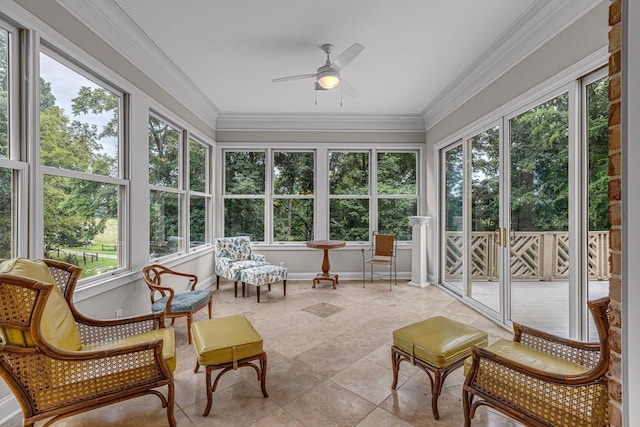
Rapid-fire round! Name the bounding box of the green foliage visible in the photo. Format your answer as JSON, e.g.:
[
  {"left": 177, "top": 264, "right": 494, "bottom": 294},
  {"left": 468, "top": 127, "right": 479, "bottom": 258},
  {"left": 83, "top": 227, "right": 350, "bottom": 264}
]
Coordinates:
[
  {"left": 225, "top": 151, "right": 265, "bottom": 194},
  {"left": 587, "top": 78, "right": 610, "bottom": 231},
  {"left": 330, "top": 199, "right": 369, "bottom": 241},
  {"left": 444, "top": 146, "right": 463, "bottom": 231},
  {"left": 510, "top": 94, "right": 570, "bottom": 231},
  {"left": 471, "top": 127, "right": 500, "bottom": 232},
  {"left": 329, "top": 152, "right": 369, "bottom": 195},
  {"left": 39, "top": 63, "right": 120, "bottom": 255},
  {"left": 224, "top": 198, "right": 264, "bottom": 241},
  {"left": 149, "top": 116, "right": 180, "bottom": 187},
  {"left": 189, "top": 139, "right": 207, "bottom": 192}
]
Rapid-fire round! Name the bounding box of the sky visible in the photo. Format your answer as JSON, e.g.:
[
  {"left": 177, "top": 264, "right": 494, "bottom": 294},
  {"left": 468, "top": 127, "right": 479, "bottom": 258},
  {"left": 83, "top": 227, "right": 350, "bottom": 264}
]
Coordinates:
[{"left": 39, "top": 52, "right": 118, "bottom": 158}]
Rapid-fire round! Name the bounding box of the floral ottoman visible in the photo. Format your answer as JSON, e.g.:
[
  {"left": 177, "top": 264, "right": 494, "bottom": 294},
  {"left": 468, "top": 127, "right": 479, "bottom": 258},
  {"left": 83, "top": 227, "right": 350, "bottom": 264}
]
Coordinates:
[{"left": 239, "top": 265, "right": 287, "bottom": 302}]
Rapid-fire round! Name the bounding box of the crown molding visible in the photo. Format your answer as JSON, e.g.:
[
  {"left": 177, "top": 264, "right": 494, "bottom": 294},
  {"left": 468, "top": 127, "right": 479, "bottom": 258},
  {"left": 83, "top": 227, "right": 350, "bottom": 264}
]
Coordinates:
[
  {"left": 56, "top": 0, "right": 220, "bottom": 125},
  {"left": 422, "top": 0, "right": 605, "bottom": 131},
  {"left": 216, "top": 113, "right": 426, "bottom": 132}
]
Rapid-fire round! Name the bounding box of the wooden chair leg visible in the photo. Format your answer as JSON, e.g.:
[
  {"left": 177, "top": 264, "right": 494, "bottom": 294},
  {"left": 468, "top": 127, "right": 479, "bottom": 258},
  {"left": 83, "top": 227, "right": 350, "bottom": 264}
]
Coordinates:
[
  {"left": 283, "top": 280, "right": 286, "bottom": 296},
  {"left": 208, "top": 299, "right": 213, "bottom": 319},
  {"left": 187, "top": 315, "right": 193, "bottom": 344},
  {"left": 216, "top": 275, "right": 220, "bottom": 290}
]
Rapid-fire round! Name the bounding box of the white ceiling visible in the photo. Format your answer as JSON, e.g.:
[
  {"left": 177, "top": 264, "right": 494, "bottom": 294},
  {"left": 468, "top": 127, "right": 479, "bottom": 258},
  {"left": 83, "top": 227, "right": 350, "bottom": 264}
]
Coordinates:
[{"left": 57, "top": 0, "right": 601, "bottom": 129}]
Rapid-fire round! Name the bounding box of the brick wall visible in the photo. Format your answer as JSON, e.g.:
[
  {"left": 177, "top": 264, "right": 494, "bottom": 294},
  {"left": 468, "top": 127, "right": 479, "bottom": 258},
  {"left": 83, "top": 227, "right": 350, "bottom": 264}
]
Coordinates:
[{"left": 608, "top": 0, "right": 623, "bottom": 424}]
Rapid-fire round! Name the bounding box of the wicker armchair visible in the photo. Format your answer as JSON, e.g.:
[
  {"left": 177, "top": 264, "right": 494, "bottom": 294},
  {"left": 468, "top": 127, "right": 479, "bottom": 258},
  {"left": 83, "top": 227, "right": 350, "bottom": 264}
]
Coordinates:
[
  {"left": 0, "top": 258, "right": 176, "bottom": 427},
  {"left": 142, "top": 264, "right": 213, "bottom": 343},
  {"left": 462, "top": 297, "right": 610, "bottom": 427}
]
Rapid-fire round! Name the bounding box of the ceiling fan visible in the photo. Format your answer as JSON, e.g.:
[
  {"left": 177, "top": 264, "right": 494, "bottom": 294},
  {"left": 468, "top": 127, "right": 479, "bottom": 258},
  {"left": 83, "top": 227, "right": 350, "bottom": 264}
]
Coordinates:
[{"left": 272, "top": 43, "right": 364, "bottom": 97}]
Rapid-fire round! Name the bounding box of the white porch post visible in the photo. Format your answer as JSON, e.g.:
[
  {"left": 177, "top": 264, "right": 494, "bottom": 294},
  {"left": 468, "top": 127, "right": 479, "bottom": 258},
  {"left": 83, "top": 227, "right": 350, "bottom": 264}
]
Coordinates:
[{"left": 408, "top": 216, "right": 431, "bottom": 288}]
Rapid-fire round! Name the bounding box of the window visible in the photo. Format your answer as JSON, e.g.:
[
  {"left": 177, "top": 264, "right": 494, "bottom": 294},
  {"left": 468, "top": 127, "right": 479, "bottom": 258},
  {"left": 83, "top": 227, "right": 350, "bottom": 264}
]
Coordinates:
[
  {"left": 188, "top": 137, "right": 210, "bottom": 248},
  {"left": 222, "top": 147, "right": 420, "bottom": 244},
  {"left": 148, "top": 115, "right": 183, "bottom": 258},
  {"left": 329, "top": 151, "right": 370, "bottom": 241},
  {"left": 376, "top": 152, "right": 417, "bottom": 240},
  {"left": 223, "top": 151, "right": 265, "bottom": 241},
  {"left": 0, "top": 25, "right": 17, "bottom": 258},
  {"left": 272, "top": 151, "right": 314, "bottom": 241},
  {"left": 39, "top": 50, "right": 124, "bottom": 278}
]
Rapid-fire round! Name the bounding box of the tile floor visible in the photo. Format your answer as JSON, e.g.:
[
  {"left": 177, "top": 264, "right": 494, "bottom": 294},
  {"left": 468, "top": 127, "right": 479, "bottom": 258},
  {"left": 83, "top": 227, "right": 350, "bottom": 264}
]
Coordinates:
[{"left": 5, "top": 279, "right": 524, "bottom": 427}]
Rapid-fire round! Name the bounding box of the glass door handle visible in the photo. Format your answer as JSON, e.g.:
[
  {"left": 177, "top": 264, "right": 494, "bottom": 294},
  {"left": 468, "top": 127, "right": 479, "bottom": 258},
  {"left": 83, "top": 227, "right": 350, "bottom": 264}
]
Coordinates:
[{"left": 495, "top": 228, "right": 502, "bottom": 247}]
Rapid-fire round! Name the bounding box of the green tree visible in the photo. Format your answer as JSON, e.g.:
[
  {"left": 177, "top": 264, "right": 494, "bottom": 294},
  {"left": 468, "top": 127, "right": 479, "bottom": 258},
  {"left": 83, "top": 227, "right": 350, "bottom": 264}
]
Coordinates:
[
  {"left": 223, "top": 151, "right": 266, "bottom": 240},
  {"left": 40, "top": 79, "right": 119, "bottom": 251},
  {"left": 510, "top": 94, "right": 570, "bottom": 232}
]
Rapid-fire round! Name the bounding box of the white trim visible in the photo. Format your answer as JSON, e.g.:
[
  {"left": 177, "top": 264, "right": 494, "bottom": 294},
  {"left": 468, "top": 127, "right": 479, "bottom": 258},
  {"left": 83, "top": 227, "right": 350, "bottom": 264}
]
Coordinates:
[
  {"left": 423, "top": 0, "right": 604, "bottom": 131},
  {"left": 623, "top": 0, "right": 640, "bottom": 424},
  {"left": 216, "top": 113, "right": 426, "bottom": 132},
  {"left": 55, "top": 0, "right": 220, "bottom": 125}
]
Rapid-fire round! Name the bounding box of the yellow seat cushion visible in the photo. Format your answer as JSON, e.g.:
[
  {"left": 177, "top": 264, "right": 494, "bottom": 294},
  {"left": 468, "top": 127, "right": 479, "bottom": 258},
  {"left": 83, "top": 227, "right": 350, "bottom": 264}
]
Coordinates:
[
  {"left": 463, "top": 338, "right": 590, "bottom": 376},
  {"left": 0, "top": 258, "right": 82, "bottom": 351},
  {"left": 83, "top": 327, "right": 176, "bottom": 371},
  {"left": 393, "top": 316, "right": 488, "bottom": 368},
  {"left": 191, "top": 315, "right": 263, "bottom": 368}
]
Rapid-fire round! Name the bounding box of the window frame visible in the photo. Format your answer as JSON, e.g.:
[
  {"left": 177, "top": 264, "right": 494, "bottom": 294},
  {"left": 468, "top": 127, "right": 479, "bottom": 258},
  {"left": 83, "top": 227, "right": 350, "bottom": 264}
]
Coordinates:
[
  {"left": 38, "top": 45, "right": 129, "bottom": 282},
  {"left": 219, "top": 144, "right": 423, "bottom": 246}
]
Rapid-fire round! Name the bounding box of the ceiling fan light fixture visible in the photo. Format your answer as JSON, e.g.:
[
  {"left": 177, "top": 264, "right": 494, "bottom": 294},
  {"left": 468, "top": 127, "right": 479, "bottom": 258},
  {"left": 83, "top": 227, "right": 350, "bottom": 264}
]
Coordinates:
[{"left": 317, "top": 69, "right": 340, "bottom": 89}]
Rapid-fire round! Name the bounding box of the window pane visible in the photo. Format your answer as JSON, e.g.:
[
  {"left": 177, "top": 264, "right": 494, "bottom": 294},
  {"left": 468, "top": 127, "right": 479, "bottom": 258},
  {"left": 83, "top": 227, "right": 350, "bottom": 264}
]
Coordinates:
[
  {"left": 330, "top": 199, "right": 369, "bottom": 241},
  {"left": 40, "top": 53, "right": 119, "bottom": 177},
  {"left": 273, "top": 151, "right": 314, "bottom": 195},
  {"left": 189, "top": 195, "right": 207, "bottom": 248},
  {"left": 0, "top": 168, "right": 12, "bottom": 257},
  {"left": 586, "top": 76, "right": 610, "bottom": 339},
  {"left": 377, "top": 152, "right": 416, "bottom": 195},
  {"left": 224, "top": 198, "right": 264, "bottom": 241},
  {"left": 149, "top": 116, "right": 180, "bottom": 187},
  {"left": 149, "top": 190, "right": 183, "bottom": 258},
  {"left": 0, "top": 29, "right": 8, "bottom": 158},
  {"left": 189, "top": 138, "right": 207, "bottom": 192},
  {"left": 273, "top": 199, "right": 313, "bottom": 241},
  {"left": 225, "top": 151, "right": 265, "bottom": 194},
  {"left": 378, "top": 198, "right": 416, "bottom": 240},
  {"left": 509, "top": 93, "right": 569, "bottom": 335},
  {"left": 43, "top": 175, "right": 119, "bottom": 277},
  {"left": 329, "top": 152, "right": 369, "bottom": 195}
]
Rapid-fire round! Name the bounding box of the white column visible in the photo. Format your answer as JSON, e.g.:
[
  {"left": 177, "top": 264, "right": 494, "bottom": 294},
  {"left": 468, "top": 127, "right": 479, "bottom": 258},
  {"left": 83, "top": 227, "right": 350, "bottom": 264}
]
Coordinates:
[{"left": 408, "top": 216, "right": 430, "bottom": 288}]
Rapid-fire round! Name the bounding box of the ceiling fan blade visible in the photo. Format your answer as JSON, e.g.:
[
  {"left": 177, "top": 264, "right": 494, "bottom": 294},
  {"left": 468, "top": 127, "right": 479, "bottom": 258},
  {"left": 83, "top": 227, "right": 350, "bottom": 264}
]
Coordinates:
[
  {"left": 333, "top": 43, "right": 364, "bottom": 70},
  {"left": 341, "top": 79, "right": 359, "bottom": 98},
  {"left": 272, "top": 73, "right": 317, "bottom": 83}
]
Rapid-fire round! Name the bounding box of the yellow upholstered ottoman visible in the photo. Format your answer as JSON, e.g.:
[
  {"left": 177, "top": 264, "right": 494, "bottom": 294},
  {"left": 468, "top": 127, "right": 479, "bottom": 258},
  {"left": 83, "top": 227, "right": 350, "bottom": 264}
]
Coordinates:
[
  {"left": 391, "top": 316, "right": 488, "bottom": 420},
  {"left": 191, "top": 315, "right": 268, "bottom": 416}
]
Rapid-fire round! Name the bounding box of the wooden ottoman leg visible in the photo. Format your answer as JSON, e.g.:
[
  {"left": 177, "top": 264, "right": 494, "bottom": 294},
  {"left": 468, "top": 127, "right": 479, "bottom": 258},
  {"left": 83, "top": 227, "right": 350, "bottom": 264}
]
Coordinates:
[
  {"left": 391, "top": 346, "right": 401, "bottom": 389},
  {"left": 259, "top": 352, "right": 269, "bottom": 398},
  {"left": 203, "top": 366, "right": 214, "bottom": 416}
]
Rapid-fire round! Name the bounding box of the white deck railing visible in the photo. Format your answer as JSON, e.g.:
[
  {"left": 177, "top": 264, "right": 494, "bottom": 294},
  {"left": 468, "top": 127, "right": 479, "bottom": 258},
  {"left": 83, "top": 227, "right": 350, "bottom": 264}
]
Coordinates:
[{"left": 445, "top": 231, "right": 609, "bottom": 281}]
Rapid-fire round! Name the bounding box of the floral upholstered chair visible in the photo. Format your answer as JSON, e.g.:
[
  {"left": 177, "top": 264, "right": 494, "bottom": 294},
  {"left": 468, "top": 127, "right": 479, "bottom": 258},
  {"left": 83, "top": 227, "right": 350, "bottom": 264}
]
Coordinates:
[{"left": 214, "top": 236, "right": 268, "bottom": 295}]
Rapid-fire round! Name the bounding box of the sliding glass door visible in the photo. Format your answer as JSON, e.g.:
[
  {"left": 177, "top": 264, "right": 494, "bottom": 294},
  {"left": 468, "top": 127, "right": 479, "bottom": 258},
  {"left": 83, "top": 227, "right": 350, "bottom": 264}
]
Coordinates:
[{"left": 438, "top": 69, "right": 609, "bottom": 340}]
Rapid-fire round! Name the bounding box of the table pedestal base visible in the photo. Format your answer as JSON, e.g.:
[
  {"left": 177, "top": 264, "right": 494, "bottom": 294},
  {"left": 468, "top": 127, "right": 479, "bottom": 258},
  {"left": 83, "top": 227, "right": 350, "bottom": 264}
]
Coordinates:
[{"left": 312, "top": 273, "right": 339, "bottom": 289}]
